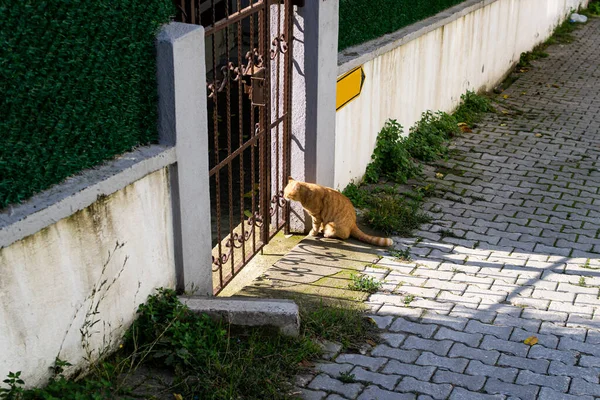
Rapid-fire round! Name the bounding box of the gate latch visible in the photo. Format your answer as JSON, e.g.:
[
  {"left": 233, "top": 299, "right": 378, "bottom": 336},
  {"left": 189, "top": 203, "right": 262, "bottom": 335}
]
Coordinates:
[{"left": 243, "top": 66, "right": 266, "bottom": 107}]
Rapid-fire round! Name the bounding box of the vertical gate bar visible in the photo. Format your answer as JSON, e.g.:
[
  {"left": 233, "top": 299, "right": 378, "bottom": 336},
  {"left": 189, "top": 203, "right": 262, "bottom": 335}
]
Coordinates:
[
  {"left": 237, "top": 0, "right": 246, "bottom": 265},
  {"left": 257, "top": 4, "right": 266, "bottom": 245},
  {"left": 262, "top": 0, "right": 272, "bottom": 244},
  {"left": 179, "top": 0, "right": 186, "bottom": 22},
  {"left": 283, "top": 0, "right": 293, "bottom": 234},
  {"left": 225, "top": 0, "right": 235, "bottom": 279},
  {"left": 250, "top": 12, "right": 257, "bottom": 254},
  {"left": 190, "top": 0, "right": 196, "bottom": 24},
  {"left": 210, "top": 0, "right": 224, "bottom": 290},
  {"left": 275, "top": 1, "right": 281, "bottom": 229}
]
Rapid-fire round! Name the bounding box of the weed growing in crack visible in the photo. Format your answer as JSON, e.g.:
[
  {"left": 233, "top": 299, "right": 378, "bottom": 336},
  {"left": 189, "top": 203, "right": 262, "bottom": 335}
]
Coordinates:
[
  {"left": 440, "top": 229, "right": 464, "bottom": 239},
  {"left": 579, "top": 276, "right": 587, "bottom": 287},
  {"left": 389, "top": 248, "right": 412, "bottom": 262},
  {"left": 348, "top": 274, "right": 383, "bottom": 294},
  {"left": 403, "top": 295, "right": 415, "bottom": 305},
  {"left": 338, "top": 371, "right": 356, "bottom": 383}
]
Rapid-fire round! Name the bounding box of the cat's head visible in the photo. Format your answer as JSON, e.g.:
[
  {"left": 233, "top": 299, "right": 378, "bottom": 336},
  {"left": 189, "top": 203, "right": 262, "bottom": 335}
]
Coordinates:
[{"left": 283, "top": 177, "right": 303, "bottom": 201}]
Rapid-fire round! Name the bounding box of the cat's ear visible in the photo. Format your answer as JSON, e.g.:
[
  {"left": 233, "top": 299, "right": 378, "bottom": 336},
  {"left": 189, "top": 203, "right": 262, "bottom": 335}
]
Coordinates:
[{"left": 287, "top": 176, "right": 295, "bottom": 183}]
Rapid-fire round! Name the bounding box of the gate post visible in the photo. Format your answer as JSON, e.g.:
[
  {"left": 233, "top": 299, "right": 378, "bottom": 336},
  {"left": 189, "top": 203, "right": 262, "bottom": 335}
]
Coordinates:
[
  {"left": 157, "top": 23, "right": 213, "bottom": 296},
  {"left": 289, "top": 1, "right": 339, "bottom": 233}
]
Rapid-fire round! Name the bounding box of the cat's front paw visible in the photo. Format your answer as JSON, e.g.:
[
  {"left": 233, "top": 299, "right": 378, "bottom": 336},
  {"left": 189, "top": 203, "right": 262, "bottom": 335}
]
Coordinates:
[{"left": 309, "top": 229, "right": 319, "bottom": 236}]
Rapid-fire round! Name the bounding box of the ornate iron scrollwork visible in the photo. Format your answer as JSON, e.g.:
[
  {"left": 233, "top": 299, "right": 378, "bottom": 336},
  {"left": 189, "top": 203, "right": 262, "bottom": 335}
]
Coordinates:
[
  {"left": 270, "top": 190, "right": 287, "bottom": 216},
  {"left": 211, "top": 211, "right": 264, "bottom": 270},
  {"left": 207, "top": 49, "right": 265, "bottom": 102},
  {"left": 270, "top": 34, "right": 288, "bottom": 60}
]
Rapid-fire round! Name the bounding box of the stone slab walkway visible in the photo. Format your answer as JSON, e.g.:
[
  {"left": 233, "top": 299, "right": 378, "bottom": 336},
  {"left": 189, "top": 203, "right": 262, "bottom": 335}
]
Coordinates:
[{"left": 297, "top": 17, "right": 600, "bottom": 400}]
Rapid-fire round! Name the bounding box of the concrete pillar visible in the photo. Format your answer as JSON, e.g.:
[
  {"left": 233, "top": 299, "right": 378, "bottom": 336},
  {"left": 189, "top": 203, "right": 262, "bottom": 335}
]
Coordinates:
[
  {"left": 156, "top": 23, "right": 213, "bottom": 296},
  {"left": 288, "top": 1, "right": 339, "bottom": 232}
]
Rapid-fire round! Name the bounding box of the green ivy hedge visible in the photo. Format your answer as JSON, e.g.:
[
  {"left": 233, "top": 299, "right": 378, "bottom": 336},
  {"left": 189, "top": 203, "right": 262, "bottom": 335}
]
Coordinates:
[
  {"left": 339, "top": 0, "right": 467, "bottom": 51},
  {"left": 0, "top": 0, "right": 175, "bottom": 208}
]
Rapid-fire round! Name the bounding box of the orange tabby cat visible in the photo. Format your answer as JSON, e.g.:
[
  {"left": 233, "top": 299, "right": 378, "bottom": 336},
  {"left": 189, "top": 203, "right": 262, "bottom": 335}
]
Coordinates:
[{"left": 283, "top": 177, "right": 393, "bottom": 247}]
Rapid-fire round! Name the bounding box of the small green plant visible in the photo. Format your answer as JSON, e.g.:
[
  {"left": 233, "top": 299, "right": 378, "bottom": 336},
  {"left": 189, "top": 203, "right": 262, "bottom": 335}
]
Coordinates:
[
  {"left": 453, "top": 91, "right": 494, "bottom": 125},
  {"left": 579, "top": 276, "right": 586, "bottom": 287},
  {"left": 589, "top": 1, "right": 600, "bottom": 15},
  {"left": 0, "top": 371, "right": 24, "bottom": 400},
  {"left": 440, "top": 229, "right": 464, "bottom": 239},
  {"left": 364, "top": 120, "right": 421, "bottom": 184},
  {"left": 406, "top": 111, "right": 460, "bottom": 161},
  {"left": 365, "top": 195, "right": 431, "bottom": 237},
  {"left": 342, "top": 182, "right": 371, "bottom": 209},
  {"left": 348, "top": 274, "right": 383, "bottom": 294},
  {"left": 403, "top": 295, "right": 415, "bottom": 305},
  {"left": 300, "top": 301, "right": 377, "bottom": 349},
  {"left": 389, "top": 248, "right": 412, "bottom": 262},
  {"left": 517, "top": 44, "right": 549, "bottom": 69},
  {"left": 338, "top": 371, "right": 356, "bottom": 383}
]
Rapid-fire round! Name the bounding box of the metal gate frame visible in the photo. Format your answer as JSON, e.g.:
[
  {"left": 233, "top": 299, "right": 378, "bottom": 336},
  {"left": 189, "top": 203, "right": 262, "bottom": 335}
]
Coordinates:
[{"left": 175, "top": 0, "right": 294, "bottom": 294}]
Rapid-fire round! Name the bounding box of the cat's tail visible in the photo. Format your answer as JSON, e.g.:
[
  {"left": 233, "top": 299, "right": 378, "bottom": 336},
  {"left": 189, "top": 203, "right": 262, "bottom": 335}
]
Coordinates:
[{"left": 350, "top": 225, "right": 393, "bottom": 247}]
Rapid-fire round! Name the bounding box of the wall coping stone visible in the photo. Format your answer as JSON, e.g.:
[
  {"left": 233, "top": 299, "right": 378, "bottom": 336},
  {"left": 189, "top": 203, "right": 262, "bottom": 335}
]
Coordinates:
[
  {"left": 338, "top": 0, "right": 495, "bottom": 75},
  {"left": 0, "top": 145, "right": 176, "bottom": 249}
]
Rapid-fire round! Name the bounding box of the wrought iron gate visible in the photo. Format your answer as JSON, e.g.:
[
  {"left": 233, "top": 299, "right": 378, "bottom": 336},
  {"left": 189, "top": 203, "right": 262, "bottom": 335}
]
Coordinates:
[{"left": 175, "top": 0, "right": 294, "bottom": 294}]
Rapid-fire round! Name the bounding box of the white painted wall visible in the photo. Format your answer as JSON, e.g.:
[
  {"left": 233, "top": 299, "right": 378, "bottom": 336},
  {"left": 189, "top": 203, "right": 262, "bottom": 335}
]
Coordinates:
[
  {"left": 334, "top": 0, "right": 588, "bottom": 189},
  {"left": 0, "top": 169, "right": 176, "bottom": 388}
]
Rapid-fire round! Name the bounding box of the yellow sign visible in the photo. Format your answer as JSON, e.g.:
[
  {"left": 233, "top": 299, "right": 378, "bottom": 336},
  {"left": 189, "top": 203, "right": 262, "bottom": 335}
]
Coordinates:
[{"left": 336, "top": 66, "right": 365, "bottom": 111}]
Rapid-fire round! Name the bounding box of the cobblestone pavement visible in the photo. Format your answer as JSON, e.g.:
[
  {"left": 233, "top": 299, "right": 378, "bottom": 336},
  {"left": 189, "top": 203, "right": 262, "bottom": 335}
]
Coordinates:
[{"left": 297, "top": 18, "right": 600, "bottom": 400}]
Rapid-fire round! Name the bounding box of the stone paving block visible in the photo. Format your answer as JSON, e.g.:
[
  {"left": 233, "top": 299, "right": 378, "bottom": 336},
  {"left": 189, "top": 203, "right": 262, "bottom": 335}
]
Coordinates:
[
  {"left": 450, "top": 305, "right": 495, "bottom": 323},
  {"left": 389, "top": 317, "right": 437, "bottom": 338},
  {"left": 316, "top": 362, "right": 354, "bottom": 377},
  {"left": 483, "top": 378, "right": 539, "bottom": 400},
  {"left": 357, "top": 386, "right": 417, "bottom": 400},
  {"left": 449, "top": 342, "right": 500, "bottom": 365},
  {"left": 408, "top": 299, "right": 454, "bottom": 315},
  {"left": 381, "top": 360, "right": 435, "bottom": 380},
  {"left": 494, "top": 314, "right": 541, "bottom": 332},
  {"left": 449, "top": 387, "right": 506, "bottom": 400},
  {"left": 498, "top": 353, "right": 549, "bottom": 374},
  {"left": 371, "top": 344, "right": 420, "bottom": 363},
  {"left": 516, "top": 369, "right": 570, "bottom": 392},
  {"left": 421, "top": 313, "right": 469, "bottom": 331},
  {"left": 464, "top": 320, "right": 512, "bottom": 339},
  {"left": 558, "top": 336, "right": 600, "bottom": 357},
  {"left": 298, "top": 388, "right": 327, "bottom": 400},
  {"left": 538, "top": 387, "right": 594, "bottom": 400},
  {"left": 569, "top": 377, "right": 600, "bottom": 397},
  {"left": 416, "top": 351, "right": 469, "bottom": 373},
  {"left": 465, "top": 360, "right": 518, "bottom": 383},
  {"left": 367, "top": 315, "right": 394, "bottom": 329},
  {"left": 531, "top": 289, "right": 575, "bottom": 302},
  {"left": 510, "top": 327, "right": 559, "bottom": 349},
  {"left": 548, "top": 360, "right": 600, "bottom": 384},
  {"left": 396, "top": 377, "right": 453, "bottom": 400},
  {"left": 579, "top": 354, "right": 600, "bottom": 368},
  {"left": 334, "top": 354, "right": 387, "bottom": 372},
  {"left": 547, "top": 300, "right": 595, "bottom": 318},
  {"left": 521, "top": 308, "right": 568, "bottom": 323},
  {"left": 308, "top": 374, "right": 363, "bottom": 399},
  {"left": 377, "top": 305, "right": 424, "bottom": 319},
  {"left": 350, "top": 366, "right": 401, "bottom": 390},
  {"left": 325, "top": 395, "right": 347, "bottom": 400},
  {"left": 432, "top": 370, "right": 486, "bottom": 391},
  {"left": 480, "top": 335, "right": 530, "bottom": 357},
  {"left": 527, "top": 345, "right": 577, "bottom": 365},
  {"left": 401, "top": 336, "right": 453, "bottom": 356},
  {"left": 434, "top": 326, "right": 482, "bottom": 347},
  {"left": 379, "top": 333, "right": 407, "bottom": 348}
]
